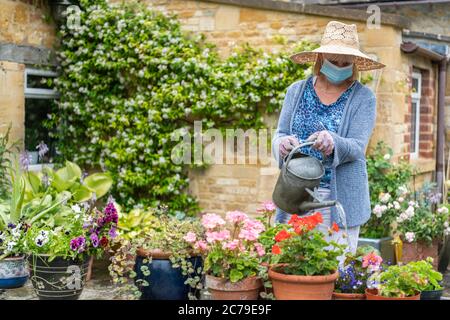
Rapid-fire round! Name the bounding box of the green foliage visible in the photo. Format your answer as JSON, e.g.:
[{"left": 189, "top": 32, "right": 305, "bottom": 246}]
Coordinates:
[
  {"left": 369, "top": 258, "right": 441, "bottom": 297},
  {"left": 361, "top": 141, "right": 413, "bottom": 238},
  {"left": 109, "top": 211, "right": 205, "bottom": 299},
  {"left": 51, "top": 0, "right": 313, "bottom": 213},
  {"left": 404, "top": 258, "right": 443, "bottom": 291},
  {"left": 0, "top": 125, "right": 19, "bottom": 200},
  {"left": 274, "top": 231, "right": 344, "bottom": 276}
]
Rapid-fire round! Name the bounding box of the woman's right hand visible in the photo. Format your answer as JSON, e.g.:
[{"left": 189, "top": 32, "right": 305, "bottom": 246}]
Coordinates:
[{"left": 279, "top": 136, "right": 300, "bottom": 158}]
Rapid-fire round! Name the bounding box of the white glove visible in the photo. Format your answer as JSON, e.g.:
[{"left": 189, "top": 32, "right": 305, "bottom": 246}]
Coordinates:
[{"left": 279, "top": 136, "right": 300, "bottom": 158}]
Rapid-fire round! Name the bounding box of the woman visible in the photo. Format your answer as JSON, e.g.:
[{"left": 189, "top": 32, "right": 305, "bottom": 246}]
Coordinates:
[{"left": 272, "top": 21, "right": 385, "bottom": 253}]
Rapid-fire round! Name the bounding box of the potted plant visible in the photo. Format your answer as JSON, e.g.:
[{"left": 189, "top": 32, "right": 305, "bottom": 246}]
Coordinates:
[
  {"left": 268, "top": 212, "right": 345, "bottom": 300},
  {"left": 405, "top": 258, "right": 444, "bottom": 300},
  {"left": 0, "top": 161, "right": 30, "bottom": 289},
  {"left": 25, "top": 199, "right": 118, "bottom": 299},
  {"left": 22, "top": 160, "right": 113, "bottom": 280},
  {"left": 110, "top": 208, "right": 204, "bottom": 300},
  {"left": 257, "top": 201, "right": 289, "bottom": 300},
  {"left": 188, "top": 211, "right": 264, "bottom": 300},
  {"left": 392, "top": 185, "right": 449, "bottom": 268},
  {"left": 359, "top": 141, "right": 413, "bottom": 264},
  {"left": 333, "top": 246, "right": 383, "bottom": 300},
  {"left": 366, "top": 262, "right": 424, "bottom": 300}
]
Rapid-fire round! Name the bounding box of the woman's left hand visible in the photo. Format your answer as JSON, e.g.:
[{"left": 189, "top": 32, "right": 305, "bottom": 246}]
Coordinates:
[{"left": 307, "top": 131, "right": 334, "bottom": 156}]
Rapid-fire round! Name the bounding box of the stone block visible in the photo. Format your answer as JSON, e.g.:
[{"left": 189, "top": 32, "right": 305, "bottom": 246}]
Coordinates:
[{"left": 239, "top": 8, "right": 267, "bottom": 23}]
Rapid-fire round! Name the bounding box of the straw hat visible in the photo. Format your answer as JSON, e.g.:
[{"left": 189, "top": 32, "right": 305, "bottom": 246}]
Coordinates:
[{"left": 290, "top": 21, "right": 385, "bottom": 71}]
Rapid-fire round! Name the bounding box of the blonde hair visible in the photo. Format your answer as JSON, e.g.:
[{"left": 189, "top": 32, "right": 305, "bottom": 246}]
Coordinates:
[{"left": 313, "top": 53, "right": 359, "bottom": 81}]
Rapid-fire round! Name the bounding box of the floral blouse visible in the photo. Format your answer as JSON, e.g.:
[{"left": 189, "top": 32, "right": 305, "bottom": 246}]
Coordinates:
[{"left": 291, "top": 76, "right": 356, "bottom": 188}]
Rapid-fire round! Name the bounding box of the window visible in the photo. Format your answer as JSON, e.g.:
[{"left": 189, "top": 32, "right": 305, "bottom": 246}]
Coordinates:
[
  {"left": 24, "top": 68, "right": 58, "bottom": 165},
  {"left": 410, "top": 71, "right": 421, "bottom": 159}
]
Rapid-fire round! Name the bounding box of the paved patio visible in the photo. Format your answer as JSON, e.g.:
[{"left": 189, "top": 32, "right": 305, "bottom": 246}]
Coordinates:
[{"left": 1, "top": 257, "right": 450, "bottom": 300}]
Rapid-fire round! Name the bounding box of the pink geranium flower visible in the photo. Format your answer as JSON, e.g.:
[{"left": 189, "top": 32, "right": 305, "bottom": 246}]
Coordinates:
[
  {"left": 258, "top": 201, "right": 276, "bottom": 212},
  {"left": 201, "top": 213, "right": 226, "bottom": 229},
  {"left": 222, "top": 239, "right": 240, "bottom": 250},
  {"left": 254, "top": 243, "right": 265, "bottom": 257},
  {"left": 194, "top": 240, "right": 208, "bottom": 251},
  {"left": 362, "top": 252, "right": 383, "bottom": 272},
  {"left": 183, "top": 231, "right": 197, "bottom": 243},
  {"left": 226, "top": 211, "right": 248, "bottom": 224},
  {"left": 206, "top": 230, "right": 231, "bottom": 243}
]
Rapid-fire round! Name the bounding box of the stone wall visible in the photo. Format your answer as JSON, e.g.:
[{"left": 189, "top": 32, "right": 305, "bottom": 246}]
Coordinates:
[
  {"left": 124, "top": 0, "right": 424, "bottom": 215},
  {"left": 0, "top": 0, "right": 55, "bottom": 144}
]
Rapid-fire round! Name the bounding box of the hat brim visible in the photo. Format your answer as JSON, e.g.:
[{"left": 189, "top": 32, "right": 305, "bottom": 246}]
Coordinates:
[{"left": 290, "top": 45, "right": 385, "bottom": 71}]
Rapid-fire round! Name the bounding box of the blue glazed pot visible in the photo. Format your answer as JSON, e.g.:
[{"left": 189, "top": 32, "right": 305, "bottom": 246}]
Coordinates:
[
  {"left": 420, "top": 289, "right": 443, "bottom": 300},
  {"left": 134, "top": 250, "right": 203, "bottom": 300},
  {"left": 0, "top": 256, "right": 29, "bottom": 289}
]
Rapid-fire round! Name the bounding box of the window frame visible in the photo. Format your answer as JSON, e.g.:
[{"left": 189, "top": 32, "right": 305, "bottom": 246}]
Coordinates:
[
  {"left": 24, "top": 68, "right": 59, "bottom": 99},
  {"left": 410, "top": 71, "right": 422, "bottom": 160}
]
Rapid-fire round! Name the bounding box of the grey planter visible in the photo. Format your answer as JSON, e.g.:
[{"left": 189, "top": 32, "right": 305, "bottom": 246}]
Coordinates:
[{"left": 357, "top": 237, "right": 396, "bottom": 265}]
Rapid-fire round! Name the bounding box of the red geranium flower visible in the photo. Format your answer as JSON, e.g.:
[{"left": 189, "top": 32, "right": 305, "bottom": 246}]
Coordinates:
[
  {"left": 272, "top": 245, "right": 282, "bottom": 255},
  {"left": 332, "top": 222, "right": 339, "bottom": 232},
  {"left": 274, "top": 229, "right": 291, "bottom": 242},
  {"left": 288, "top": 214, "right": 300, "bottom": 226}
]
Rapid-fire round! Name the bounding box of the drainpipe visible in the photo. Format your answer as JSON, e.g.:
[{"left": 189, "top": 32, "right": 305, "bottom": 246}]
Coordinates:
[{"left": 436, "top": 58, "right": 447, "bottom": 196}]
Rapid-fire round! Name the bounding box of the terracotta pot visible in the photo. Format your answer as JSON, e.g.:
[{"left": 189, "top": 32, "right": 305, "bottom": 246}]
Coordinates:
[
  {"left": 206, "top": 275, "right": 263, "bottom": 300},
  {"left": 401, "top": 241, "right": 439, "bottom": 269},
  {"left": 365, "top": 288, "right": 420, "bottom": 300},
  {"left": 332, "top": 292, "right": 366, "bottom": 300},
  {"left": 268, "top": 265, "right": 338, "bottom": 300}
]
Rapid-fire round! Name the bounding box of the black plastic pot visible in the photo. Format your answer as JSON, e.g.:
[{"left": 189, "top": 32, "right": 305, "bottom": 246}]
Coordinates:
[
  {"left": 420, "top": 289, "right": 443, "bottom": 300},
  {"left": 28, "top": 255, "right": 90, "bottom": 300},
  {"left": 134, "top": 251, "right": 203, "bottom": 300}
]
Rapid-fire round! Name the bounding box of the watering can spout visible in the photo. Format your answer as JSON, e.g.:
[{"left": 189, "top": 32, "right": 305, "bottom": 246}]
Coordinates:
[{"left": 298, "top": 200, "right": 336, "bottom": 212}]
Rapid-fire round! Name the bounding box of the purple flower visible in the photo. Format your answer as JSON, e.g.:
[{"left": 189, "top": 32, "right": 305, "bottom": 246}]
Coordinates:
[
  {"left": 19, "top": 151, "right": 32, "bottom": 170},
  {"left": 70, "top": 236, "right": 86, "bottom": 253},
  {"left": 90, "top": 233, "right": 99, "bottom": 248},
  {"left": 36, "top": 141, "right": 49, "bottom": 159},
  {"left": 108, "top": 227, "right": 117, "bottom": 239},
  {"left": 7, "top": 223, "right": 16, "bottom": 229},
  {"left": 104, "top": 201, "right": 118, "bottom": 224}
]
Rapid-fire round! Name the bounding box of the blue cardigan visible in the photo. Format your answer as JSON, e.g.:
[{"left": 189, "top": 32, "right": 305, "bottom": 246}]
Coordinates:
[{"left": 272, "top": 76, "right": 377, "bottom": 228}]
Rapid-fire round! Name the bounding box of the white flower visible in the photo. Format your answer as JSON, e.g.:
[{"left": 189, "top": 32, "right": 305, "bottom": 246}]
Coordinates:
[
  {"left": 445, "top": 227, "right": 450, "bottom": 236},
  {"left": 383, "top": 154, "right": 391, "bottom": 160},
  {"left": 405, "top": 206, "right": 415, "bottom": 218},
  {"left": 437, "top": 207, "right": 449, "bottom": 214},
  {"left": 444, "top": 221, "right": 449, "bottom": 228},
  {"left": 397, "top": 197, "right": 405, "bottom": 203},
  {"left": 405, "top": 232, "right": 415, "bottom": 243},
  {"left": 393, "top": 201, "right": 401, "bottom": 210},
  {"left": 379, "top": 193, "right": 391, "bottom": 204},
  {"left": 373, "top": 204, "right": 387, "bottom": 218},
  {"left": 6, "top": 241, "right": 17, "bottom": 252},
  {"left": 397, "top": 185, "right": 408, "bottom": 195},
  {"left": 71, "top": 204, "right": 82, "bottom": 213},
  {"left": 397, "top": 212, "right": 408, "bottom": 223}
]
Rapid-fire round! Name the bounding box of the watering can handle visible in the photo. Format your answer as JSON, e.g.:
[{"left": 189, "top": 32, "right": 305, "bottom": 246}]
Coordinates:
[{"left": 284, "top": 141, "right": 315, "bottom": 167}]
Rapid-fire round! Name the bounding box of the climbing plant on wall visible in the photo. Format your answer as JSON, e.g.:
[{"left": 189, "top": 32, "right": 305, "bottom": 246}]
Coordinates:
[{"left": 50, "top": 0, "right": 314, "bottom": 215}]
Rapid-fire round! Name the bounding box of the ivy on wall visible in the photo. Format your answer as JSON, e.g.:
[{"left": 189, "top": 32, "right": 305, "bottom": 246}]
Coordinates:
[{"left": 50, "top": 0, "right": 314, "bottom": 215}]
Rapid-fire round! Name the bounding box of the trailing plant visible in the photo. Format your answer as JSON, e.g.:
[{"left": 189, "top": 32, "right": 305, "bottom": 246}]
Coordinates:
[
  {"left": 109, "top": 208, "right": 205, "bottom": 300},
  {"left": 270, "top": 212, "right": 344, "bottom": 276},
  {"left": 362, "top": 141, "right": 413, "bottom": 238},
  {"left": 50, "top": 0, "right": 314, "bottom": 213}
]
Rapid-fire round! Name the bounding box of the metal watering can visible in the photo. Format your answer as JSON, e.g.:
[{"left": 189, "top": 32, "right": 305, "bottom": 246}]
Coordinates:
[{"left": 272, "top": 141, "right": 336, "bottom": 215}]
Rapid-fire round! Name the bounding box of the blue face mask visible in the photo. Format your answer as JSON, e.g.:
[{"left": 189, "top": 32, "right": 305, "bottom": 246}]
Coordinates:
[{"left": 320, "top": 59, "right": 354, "bottom": 84}]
